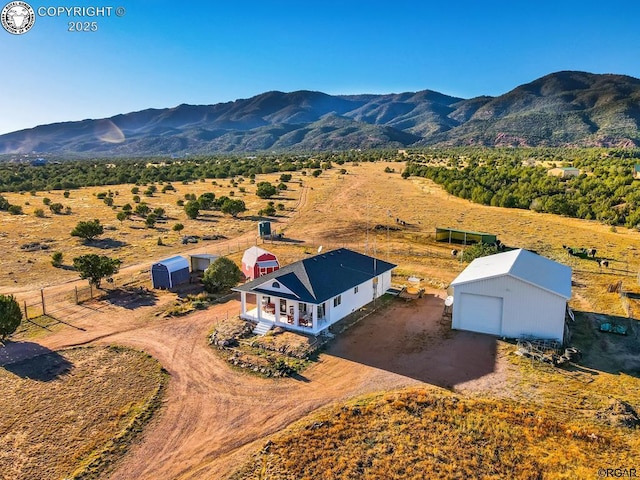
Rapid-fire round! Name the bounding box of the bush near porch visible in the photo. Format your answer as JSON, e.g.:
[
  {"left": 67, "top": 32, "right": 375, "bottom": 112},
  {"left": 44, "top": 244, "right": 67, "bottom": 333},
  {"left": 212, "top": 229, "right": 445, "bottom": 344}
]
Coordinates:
[{"left": 209, "top": 317, "right": 319, "bottom": 377}]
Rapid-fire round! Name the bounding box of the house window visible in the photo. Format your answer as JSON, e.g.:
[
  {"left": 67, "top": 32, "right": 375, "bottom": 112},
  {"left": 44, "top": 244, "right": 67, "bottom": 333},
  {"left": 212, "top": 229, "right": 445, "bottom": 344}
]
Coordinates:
[
  {"left": 280, "top": 299, "right": 287, "bottom": 313},
  {"left": 354, "top": 286, "right": 359, "bottom": 294},
  {"left": 272, "top": 281, "right": 280, "bottom": 289},
  {"left": 333, "top": 295, "right": 342, "bottom": 307}
]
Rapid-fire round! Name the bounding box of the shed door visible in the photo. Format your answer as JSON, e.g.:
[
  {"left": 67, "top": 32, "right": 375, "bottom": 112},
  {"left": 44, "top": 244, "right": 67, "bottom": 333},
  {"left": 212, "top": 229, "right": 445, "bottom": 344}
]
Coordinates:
[{"left": 458, "top": 293, "right": 503, "bottom": 336}]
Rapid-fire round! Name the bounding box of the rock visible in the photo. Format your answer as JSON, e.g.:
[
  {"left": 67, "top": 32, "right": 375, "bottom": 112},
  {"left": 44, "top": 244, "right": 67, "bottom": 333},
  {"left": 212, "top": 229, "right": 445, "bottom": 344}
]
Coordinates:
[{"left": 596, "top": 399, "right": 640, "bottom": 428}]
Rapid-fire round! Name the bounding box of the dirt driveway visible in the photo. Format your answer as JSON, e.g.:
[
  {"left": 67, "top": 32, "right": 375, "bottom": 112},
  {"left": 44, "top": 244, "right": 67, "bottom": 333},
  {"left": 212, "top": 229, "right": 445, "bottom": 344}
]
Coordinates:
[{"left": 1, "top": 289, "right": 507, "bottom": 480}]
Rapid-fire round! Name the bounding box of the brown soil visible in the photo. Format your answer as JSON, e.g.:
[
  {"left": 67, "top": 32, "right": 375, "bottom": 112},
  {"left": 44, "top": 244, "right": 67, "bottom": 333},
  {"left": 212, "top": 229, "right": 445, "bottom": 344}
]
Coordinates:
[
  {"left": 2, "top": 162, "right": 639, "bottom": 479},
  {"left": 1, "top": 288, "right": 506, "bottom": 480}
]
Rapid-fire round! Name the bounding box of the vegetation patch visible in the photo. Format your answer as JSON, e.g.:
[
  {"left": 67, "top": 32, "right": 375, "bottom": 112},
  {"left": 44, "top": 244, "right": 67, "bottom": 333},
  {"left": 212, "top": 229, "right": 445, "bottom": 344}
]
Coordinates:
[
  {"left": 13, "top": 315, "right": 65, "bottom": 340},
  {"left": 232, "top": 388, "right": 639, "bottom": 480},
  {"left": 0, "top": 346, "right": 167, "bottom": 480},
  {"left": 162, "top": 291, "right": 232, "bottom": 317},
  {"left": 209, "top": 317, "right": 318, "bottom": 377}
]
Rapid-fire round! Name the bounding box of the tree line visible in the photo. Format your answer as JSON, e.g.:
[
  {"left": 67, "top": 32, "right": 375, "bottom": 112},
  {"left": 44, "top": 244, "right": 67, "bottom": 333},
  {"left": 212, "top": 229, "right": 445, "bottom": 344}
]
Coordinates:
[
  {"left": 0, "top": 150, "right": 402, "bottom": 193},
  {"left": 402, "top": 147, "right": 640, "bottom": 228}
]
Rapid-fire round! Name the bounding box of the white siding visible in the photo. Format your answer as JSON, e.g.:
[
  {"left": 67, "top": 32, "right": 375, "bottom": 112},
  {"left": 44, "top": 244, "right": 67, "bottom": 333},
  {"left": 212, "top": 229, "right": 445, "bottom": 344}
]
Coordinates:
[
  {"left": 452, "top": 274, "right": 565, "bottom": 342},
  {"left": 457, "top": 293, "right": 503, "bottom": 335},
  {"left": 327, "top": 278, "right": 374, "bottom": 325},
  {"left": 256, "top": 279, "right": 296, "bottom": 296}
]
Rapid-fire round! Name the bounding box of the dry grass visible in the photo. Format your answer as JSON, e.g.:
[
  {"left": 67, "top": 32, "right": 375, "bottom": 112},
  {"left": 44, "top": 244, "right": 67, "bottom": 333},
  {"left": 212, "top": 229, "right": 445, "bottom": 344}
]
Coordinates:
[
  {"left": 3, "top": 161, "right": 640, "bottom": 478},
  {"left": 231, "top": 387, "right": 639, "bottom": 480},
  {"left": 0, "top": 346, "right": 167, "bottom": 480},
  {"left": 0, "top": 173, "right": 303, "bottom": 291},
  {"left": 12, "top": 315, "right": 65, "bottom": 340}
]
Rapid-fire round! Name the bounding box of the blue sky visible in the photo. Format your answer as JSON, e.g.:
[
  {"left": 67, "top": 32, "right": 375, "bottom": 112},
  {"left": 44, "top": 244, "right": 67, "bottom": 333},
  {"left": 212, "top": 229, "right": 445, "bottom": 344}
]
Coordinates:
[{"left": 1, "top": 0, "right": 639, "bottom": 134}]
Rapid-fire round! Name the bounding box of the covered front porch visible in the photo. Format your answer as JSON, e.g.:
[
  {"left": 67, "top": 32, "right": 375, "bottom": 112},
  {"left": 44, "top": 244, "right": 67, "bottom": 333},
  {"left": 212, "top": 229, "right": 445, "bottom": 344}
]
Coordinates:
[{"left": 240, "top": 291, "right": 328, "bottom": 334}]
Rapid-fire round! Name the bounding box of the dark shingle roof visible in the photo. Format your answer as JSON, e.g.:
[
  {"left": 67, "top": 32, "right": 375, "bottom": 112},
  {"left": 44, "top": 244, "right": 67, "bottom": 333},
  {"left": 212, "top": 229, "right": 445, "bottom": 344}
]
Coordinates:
[{"left": 233, "top": 248, "right": 396, "bottom": 304}]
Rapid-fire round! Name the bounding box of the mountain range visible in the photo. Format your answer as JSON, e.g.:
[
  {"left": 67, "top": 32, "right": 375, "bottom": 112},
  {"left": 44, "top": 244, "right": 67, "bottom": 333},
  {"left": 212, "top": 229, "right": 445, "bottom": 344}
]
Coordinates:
[{"left": 2, "top": 71, "right": 640, "bottom": 155}]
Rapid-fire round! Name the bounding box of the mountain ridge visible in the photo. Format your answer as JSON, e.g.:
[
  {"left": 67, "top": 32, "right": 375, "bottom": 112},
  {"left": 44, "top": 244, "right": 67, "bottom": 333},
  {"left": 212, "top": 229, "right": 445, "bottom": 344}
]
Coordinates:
[{"left": 2, "top": 71, "right": 640, "bottom": 155}]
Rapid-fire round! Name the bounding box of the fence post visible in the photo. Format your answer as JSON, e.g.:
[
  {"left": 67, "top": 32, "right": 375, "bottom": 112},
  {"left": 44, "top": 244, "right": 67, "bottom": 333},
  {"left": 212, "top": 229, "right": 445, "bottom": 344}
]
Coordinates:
[
  {"left": 41, "top": 289, "right": 46, "bottom": 316},
  {"left": 23, "top": 301, "right": 28, "bottom": 321},
  {"left": 90, "top": 284, "right": 93, "bottom": 299},
  {"left": 75, "top": 286, "right": 79, "bottom": 305}
]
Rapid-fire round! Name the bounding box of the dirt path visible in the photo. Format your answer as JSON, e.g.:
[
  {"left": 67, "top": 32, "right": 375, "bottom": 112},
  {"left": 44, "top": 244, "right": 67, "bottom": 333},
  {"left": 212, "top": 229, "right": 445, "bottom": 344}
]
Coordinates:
[
  {"left": 2, "top": 185, "right": 313, "bottom": 319},
  {"left": 0, "top": 281, "right": 505, "bottom": 480},
  {"left": 0, "top": 169, "right": 517, "bottom": 479}
]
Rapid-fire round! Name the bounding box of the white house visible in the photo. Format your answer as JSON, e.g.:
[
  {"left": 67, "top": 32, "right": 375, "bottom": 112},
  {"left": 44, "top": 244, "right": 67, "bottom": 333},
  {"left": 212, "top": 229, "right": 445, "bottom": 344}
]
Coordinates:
[
  {"left": 233, "top": 248, "right": 396, "bottom": 335},
  {"left": 450, "top": 249, "right": 571, "bottom": 343}
]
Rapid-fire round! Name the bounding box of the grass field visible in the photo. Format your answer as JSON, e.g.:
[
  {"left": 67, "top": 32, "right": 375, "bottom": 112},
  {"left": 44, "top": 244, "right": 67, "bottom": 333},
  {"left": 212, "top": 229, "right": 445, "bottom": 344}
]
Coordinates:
[
  {"left": 232, "top": 293, "right": 640, "bottom": 479},
  {"left": 231, "top": 387, "right": 639, "bottom": 480},
  {"left": 2, "top": 160, "right": 640, "bottom": 478},
  {"left": 0, "top": 172, "right": 303, "bottom": 290},
  {"left": 0, "top": 346, "right": 167, "bottom": 480}
]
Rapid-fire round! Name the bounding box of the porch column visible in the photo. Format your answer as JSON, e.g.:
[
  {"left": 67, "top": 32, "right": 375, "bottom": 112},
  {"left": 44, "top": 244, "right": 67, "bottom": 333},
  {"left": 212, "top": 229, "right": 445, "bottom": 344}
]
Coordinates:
[
  {"left": 256, "top": 293, "right": 262, "bottom": 321},
  {"left": 240, "top": 292, "right": 246, "bottom": 315},
  {"left": 294, "top": 302, "right": 300, "bottom": 327},
  {"left": 275, "top": 303, "right": 280, "bottom": 324},
  {"left": 312, "top": 304, "right": 318, "bottom": 329}
]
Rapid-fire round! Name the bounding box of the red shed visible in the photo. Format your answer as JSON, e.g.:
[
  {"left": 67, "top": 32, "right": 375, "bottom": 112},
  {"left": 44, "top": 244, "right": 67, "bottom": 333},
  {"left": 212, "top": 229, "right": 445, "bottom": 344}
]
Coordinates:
[{"left": 242, "top": 246, "right": 279, "bottom": 280}]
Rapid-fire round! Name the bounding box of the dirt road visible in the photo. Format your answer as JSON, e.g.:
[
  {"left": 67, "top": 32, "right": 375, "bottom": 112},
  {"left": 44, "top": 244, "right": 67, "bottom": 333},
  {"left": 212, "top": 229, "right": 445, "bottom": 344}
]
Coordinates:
[{"left": 1, "top": 288, "right": 505, "bottom": 480}]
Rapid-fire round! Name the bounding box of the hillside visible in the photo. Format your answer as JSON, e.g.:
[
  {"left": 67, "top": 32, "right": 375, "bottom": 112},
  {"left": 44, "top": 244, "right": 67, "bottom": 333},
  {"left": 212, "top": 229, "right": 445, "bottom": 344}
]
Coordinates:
[{"left": 2, "top": 71, "right": 640, "bottom": 154}]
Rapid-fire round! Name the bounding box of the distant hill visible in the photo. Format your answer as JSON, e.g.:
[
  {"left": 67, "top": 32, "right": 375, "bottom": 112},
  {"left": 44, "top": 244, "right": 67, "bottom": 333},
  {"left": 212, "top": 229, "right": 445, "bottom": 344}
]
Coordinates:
[{"left": 2, "top": 71, "right": 640, "bottom": 155}]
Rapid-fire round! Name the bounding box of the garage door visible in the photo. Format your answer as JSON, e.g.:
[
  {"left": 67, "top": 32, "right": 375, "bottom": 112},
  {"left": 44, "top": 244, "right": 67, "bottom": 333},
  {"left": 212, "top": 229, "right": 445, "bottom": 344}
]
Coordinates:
[{"left": 458, "top": 293, "right": 503, "bottom": 335}]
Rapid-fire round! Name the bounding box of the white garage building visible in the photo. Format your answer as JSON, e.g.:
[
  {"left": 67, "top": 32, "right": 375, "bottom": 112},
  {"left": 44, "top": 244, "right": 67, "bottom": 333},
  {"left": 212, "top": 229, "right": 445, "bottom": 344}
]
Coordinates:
[{"left": 450, "top": 249, "right": 571, "bottom": 343}]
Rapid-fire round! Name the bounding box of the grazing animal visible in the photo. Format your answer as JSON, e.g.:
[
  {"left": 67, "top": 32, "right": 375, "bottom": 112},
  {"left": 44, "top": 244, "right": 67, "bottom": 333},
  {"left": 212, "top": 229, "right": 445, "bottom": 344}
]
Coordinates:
[
  {"left": 588, "top": 248, "right": 597, "bottom": 258},
  {"left": 451, "top": 249, "right": 458, "bottom": 257},
  {"left": 598, "top": 259, "right": 609, "bottom": 268}
]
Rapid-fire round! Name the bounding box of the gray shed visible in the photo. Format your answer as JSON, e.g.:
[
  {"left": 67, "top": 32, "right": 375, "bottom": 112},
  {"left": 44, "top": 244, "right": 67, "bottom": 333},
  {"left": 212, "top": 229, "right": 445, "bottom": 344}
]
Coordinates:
[
  {"left": 151, "top": 256, "right": 190, "bottom": 289},
  {"left": 190, "top": 253, "right": 219, "bottom": 272}
]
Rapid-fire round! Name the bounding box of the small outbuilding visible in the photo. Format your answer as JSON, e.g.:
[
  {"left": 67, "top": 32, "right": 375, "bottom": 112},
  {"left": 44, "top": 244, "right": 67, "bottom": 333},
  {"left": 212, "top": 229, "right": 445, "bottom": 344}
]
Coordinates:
[
  {"left": 450, "top": 249, "right": 571, "bottom": 343},
  {"left": 548, "top": 167, "right": 580, "bottom": 178},
  {"left": 151, "top": 256, "right": 190, "bottom": 289},
  {"left": 190, "top": 253, "right": 219, "bottom": 272},
  {"left": 242, "top": 246, "right": 279, "bottom": 280},
  {"left": 435, "top": 227, "right": 497, "bottom": 245}
]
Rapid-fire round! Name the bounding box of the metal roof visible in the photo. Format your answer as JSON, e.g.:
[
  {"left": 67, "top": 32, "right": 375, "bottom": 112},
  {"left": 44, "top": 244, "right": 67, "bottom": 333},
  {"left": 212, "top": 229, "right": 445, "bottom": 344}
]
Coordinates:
[
  {"left": 234, "top": 248, "right": 396, "bottom": 304},
  {"left": 242, "top": 246, "right": 276, "bottom": 265},
  {"left": 190, "top": 253, "right": 218, "bottom": 260},
  {"left": 436, "top": 227, "right": 496, "bottom": 237},
  {"left": 153, "top": 255, "right": 190, "bottom": 273},
  {"left": 450, "top": 249, "right": 571, "bottom": 299}
]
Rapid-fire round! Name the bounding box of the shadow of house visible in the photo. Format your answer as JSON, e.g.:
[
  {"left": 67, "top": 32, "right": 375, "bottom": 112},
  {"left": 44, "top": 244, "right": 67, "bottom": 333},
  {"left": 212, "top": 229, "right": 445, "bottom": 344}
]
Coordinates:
[
  {"left": 1, "top": 344, "right": 73, "bottom": 382},
  {"left": 570, "top": 311, "right": 640, "bottom": 377},
  {"left": 325, "top": 295, "right": 498, "bottom": 389}
]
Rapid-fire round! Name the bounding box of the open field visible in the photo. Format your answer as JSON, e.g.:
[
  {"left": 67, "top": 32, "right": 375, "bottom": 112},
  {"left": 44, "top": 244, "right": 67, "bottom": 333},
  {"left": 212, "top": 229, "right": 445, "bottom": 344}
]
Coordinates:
[
  {"left": 0, "top": 171, "right": 304, "bottom": 292},
  {"left": 0, "top": 346, "right": 167, "bottom": 480},
  {"left": 233, "top": 299, "right": 640, "bottom": 479},
  {"left": 1, "top": 160, "right": 640, "bottom": 479},
  {"left": 231, "top": 387, "right": 639, "bottom": 480}
]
